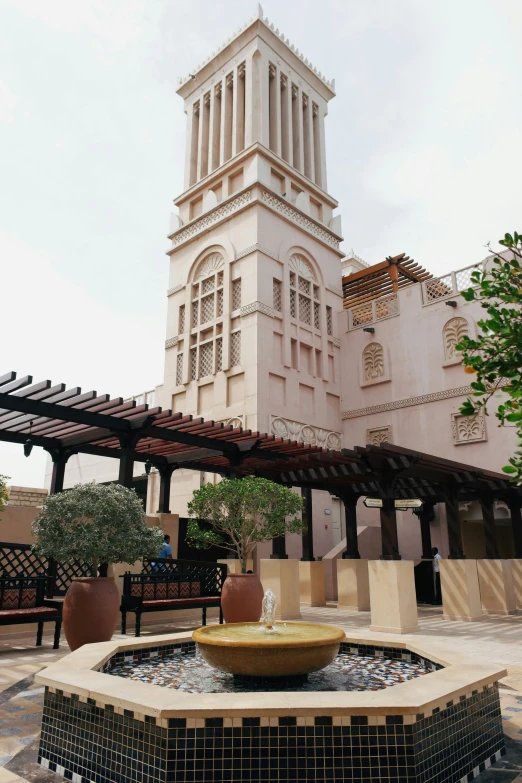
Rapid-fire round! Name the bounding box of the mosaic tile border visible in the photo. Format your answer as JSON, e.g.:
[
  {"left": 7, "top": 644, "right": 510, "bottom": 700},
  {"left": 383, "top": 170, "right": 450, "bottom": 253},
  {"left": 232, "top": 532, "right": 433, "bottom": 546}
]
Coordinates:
[
  {"left": 38, "top": 683, "right": 505, "bottom": 783},
  {"left": 100, "top": 640, "right": 443, "bottom": 678}
]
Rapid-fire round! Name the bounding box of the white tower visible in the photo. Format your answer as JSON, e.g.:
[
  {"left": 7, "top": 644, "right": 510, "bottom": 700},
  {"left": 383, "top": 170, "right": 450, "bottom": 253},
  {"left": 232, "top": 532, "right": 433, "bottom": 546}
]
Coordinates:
[{"left": 158, "top": 7, "right": 345, "bottom": 531}]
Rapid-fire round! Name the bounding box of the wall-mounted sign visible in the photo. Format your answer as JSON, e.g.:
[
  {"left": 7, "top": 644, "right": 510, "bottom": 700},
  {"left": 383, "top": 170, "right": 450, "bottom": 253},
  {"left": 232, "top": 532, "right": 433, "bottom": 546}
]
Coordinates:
[{"left": 363, "top": 497, "right": 423, "bottom": 510}]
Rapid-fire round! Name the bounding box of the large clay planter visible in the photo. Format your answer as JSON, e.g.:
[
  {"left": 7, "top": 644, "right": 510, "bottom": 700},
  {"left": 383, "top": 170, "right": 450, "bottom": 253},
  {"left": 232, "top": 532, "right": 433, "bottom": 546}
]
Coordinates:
[
  {"left": 220, "top": 573, "right": 264, "bottom": 623},
  {"left": 63, "top": 577, "right": 120, "bottom": 651}
]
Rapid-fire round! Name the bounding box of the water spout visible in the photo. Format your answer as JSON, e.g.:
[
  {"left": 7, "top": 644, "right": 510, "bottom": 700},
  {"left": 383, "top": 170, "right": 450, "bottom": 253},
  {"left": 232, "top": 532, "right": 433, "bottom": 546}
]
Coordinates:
[{"left": 260, "top": 589, "right": 276, "bottom": 630}]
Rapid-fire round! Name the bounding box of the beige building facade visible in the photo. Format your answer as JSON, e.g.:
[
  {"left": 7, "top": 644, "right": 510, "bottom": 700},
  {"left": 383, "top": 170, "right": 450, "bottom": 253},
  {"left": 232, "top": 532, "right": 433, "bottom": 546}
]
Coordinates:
[{"left": 44, "top": 7, "right": 518, "bottom": 567}]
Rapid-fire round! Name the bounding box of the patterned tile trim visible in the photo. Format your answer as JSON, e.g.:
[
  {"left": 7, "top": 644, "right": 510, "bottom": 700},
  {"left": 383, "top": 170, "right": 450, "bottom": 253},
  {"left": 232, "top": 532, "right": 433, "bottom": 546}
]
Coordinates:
[{"left": 341, "top": 384, "right": 473, "bottom": 419}]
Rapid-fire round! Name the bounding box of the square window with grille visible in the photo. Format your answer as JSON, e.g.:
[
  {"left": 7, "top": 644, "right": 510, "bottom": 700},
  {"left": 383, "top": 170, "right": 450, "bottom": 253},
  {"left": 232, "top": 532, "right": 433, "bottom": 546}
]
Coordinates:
[
  {"left": 230, "top": 331, "right": 241, "bottom": 366},
  {"left": 200, "top": 294, "right": 214, "bottom": 324},
  {"left": 299, "top": 277, "right": 310, "bottom": 295},
  {"left": 178, "top": 304, "right": 185, "bottom": 334},
  {"left": 232, "top": 279, "right": 242, "bottom": 310},
  {"left": 314, "top": 301, "right": 320, "bottom": 330},
  {"left": 216, "top": 337, "right": 223, "bottom": 371},
  {"left": 191, "top": 301, "right": 199, "bottom": 329},
  {"left": 199, "top": 342, "right": 214, "bottom": 377},
  {"left": 176, "top": 353, "right": 183, "bottom": 386},
  {"left": 192, "top": 283, "right": 199, "bottom": 299},
  {"left": 216, "top": 288, "right": 223, "bottom": 317},
  {"left": 273, "top": 279, "right": 282, "bottom": 311},
  {"left": 290, "top": 289, "right": 296, "bottom": 318},
  {"left": 326, "top": 305, "right": 333, "bottom": 336},
  {"left": 299, "top": 294, "right": 311, "bottom": 325},
  {"left": 190, "top": 347, "right": 197, "bottom": 380},
  {"left": 202, "top": 276, "right": 215, "bottom": 295}
]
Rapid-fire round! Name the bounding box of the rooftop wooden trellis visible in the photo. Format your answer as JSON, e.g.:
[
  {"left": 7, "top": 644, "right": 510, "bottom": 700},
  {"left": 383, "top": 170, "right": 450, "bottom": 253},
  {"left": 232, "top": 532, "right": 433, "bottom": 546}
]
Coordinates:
[{"left": 342, "top": 253, "right": 434, "bottom": 310}]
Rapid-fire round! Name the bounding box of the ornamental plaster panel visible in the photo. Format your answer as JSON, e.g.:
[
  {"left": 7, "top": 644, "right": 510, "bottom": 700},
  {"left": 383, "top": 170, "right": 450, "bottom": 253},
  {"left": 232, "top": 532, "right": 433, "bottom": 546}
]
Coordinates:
[
  {"left": 270, "top": 416, "right": 341, "bottom": 450},
  {"left": 332, "top": 337, "right": 341, "bottom": 348},
  {"left": 240, "top": 301, "right": 275, "bottom": 318},
  {"left": 451, "top": 411, "right": 487, "bottom": 445},
  {"left": 169, "top": 191, "right": 253, "bottom": 248},
  {"left": 165, "top": 336, "right": 179, "bottom": 349},
  {"left": 443, "top": 317, "right": 469, "bottom": 361},
  {"left": 261, "top": 192, "right": 340, "bottom": 250},
  {"left": 341, "top": 385, "right": 473, "bottom": 420},
  {"left": 366, "top": 426, "right": 393, "bottom": 446}
]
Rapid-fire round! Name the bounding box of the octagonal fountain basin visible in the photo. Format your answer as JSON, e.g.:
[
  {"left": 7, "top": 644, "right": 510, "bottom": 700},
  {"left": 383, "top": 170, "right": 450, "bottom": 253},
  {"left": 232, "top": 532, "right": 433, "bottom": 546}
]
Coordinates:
[{"left": 193, "top": 621, "right": 346, "bottom": 677}]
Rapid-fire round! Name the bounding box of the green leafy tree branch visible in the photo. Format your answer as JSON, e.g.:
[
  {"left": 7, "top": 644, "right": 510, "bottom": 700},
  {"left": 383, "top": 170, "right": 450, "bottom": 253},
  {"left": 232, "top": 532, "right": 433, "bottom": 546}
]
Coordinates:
[
  {"left": 0, "top": 475, "right": 9, "bottom": 520},
  {"left": 187, "top": 476, "right": 304, "bottom": 573},
  {"left": 457, "top": 232, "right": 522, "bottom": 482},
  {"left": 32, "top": 483, "right": 164, "bottom": 577}
]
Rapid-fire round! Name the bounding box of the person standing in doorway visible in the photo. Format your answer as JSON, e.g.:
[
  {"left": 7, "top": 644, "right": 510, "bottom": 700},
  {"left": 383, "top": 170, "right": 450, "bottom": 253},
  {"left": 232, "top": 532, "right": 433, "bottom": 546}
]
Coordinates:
[
  {"left": 155, "top": 534, "right": 172, "bottom": 571},
  {"left": 431, "top": 546, "right": 442, "bottom": 605}
]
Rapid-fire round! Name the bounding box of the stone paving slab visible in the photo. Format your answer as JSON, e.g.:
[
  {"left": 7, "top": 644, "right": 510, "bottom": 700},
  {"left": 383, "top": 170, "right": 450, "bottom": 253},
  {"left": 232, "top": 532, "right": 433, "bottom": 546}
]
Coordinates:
[{"left": 0, "top": 607, "right": 521, "bottom": 782}]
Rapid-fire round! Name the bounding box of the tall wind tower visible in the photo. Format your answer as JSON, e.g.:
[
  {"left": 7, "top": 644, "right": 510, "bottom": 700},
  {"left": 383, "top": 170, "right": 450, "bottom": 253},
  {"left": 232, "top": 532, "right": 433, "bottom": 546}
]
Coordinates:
[{"left": 159, "top": 5, "right": 344, "bottom": 514}]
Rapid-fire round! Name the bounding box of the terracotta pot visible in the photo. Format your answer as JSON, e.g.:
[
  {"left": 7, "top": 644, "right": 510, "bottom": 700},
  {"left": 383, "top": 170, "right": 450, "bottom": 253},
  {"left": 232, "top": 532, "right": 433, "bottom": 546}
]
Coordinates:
[
  {"left": 220, "top": 573, "right": 264, "bottom": 623},
  {"left": 63, "top": 577, "right": 120, "bottom": 651}
]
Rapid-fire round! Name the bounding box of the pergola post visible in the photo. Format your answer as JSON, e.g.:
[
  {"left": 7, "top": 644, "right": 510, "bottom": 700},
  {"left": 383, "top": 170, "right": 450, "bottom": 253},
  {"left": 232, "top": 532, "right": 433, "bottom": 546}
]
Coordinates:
[
  {"left": 157, "top": 465, "right": 176, "bottom": 513},
  {"left": 339, "top": 494, "right": 360, "bottom": 559},
  {"left": 479, "top": 495, "right": 499, "bottom": 559},
  {"left": 300, "top": 487, "right": 315, "bottom": 561},
  {"left": 48, "top": 448, "right": 74, "bottom": 495},
  {"left": 118, "top": 434, "right": 136, "bottom": 489},
  {"left": 444, "top": 488, "right": 465, "bottom": 559},
  {"left": 506, "top": 495, "right": 522, "bottom": 558},
  {"left": 419, "top": 503, "right": 434, "bottom": 559},
  {"left": 379, "top": 495, "right": 401, "bottom": 560},
  {"left": 271, "top": 535, "right": 288, "bottom": 559}
]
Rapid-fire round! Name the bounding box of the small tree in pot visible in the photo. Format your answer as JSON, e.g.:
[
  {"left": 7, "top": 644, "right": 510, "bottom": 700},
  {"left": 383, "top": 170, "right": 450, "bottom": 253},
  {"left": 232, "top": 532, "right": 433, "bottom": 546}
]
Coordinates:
[
  {"left": 32, "top": 482, "right": 164, "bottom": 650},
  {"left": 187, "top": 476, "right": 304, "bottom": 623}
]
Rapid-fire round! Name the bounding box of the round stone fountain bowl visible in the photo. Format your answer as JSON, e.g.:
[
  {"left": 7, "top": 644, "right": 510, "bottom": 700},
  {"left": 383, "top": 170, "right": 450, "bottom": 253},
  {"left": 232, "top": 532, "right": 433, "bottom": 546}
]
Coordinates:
[{"left": 192, "top": 622, "right": 346, "bottom": 678}]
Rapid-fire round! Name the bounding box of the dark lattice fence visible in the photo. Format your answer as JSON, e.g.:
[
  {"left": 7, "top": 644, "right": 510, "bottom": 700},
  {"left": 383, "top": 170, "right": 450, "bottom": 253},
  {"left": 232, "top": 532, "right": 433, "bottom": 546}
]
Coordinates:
[
  {"left": 141, "top": 559, "right": 227, "bottom": 597},
  {"left": 0, "top": 542, "right": 91, "bottom": 598}
]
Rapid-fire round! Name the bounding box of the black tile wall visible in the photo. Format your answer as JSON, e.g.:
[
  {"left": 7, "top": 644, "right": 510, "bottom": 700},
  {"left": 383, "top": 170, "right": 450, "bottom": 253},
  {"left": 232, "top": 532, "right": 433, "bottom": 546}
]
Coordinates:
[{"left": 38, "top": 683, "right": 504, "bottom": 783}]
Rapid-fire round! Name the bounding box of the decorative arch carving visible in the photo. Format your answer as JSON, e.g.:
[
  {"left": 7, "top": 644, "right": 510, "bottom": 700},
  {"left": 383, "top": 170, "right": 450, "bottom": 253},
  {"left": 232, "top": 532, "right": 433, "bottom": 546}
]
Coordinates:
[
  {"left": 363, "top": 343, "right": 385, "bottom": 382},
  {"left": 443, "top": 317, "right": 469, "bottom": 360},
  {"left": 288, "top": 254, "right": 314, "bottom": 280},
  {"left": 195, "top": 252, "right": 224, "bottom": 280}
]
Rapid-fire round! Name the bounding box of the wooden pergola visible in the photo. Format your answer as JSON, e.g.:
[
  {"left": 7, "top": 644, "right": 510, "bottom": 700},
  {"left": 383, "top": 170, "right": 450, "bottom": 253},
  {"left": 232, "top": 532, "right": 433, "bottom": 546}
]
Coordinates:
[
  {"left": 1, "top": 371, "right": 521, "bottom": 562},
  {"left": 342, "top": 253, "right": 434, "bottom": 309}
]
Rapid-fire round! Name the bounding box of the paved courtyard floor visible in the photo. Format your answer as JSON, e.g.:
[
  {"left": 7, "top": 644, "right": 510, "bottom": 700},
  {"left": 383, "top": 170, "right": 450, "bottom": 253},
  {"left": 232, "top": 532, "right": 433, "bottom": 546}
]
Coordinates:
[{"left": 0, "top": 604, "right": 521, "bottom": 782}]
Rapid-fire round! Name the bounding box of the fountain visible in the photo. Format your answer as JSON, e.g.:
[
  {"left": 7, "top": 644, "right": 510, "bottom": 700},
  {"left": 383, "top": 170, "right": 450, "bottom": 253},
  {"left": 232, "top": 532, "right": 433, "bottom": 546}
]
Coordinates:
[{"left": 192, "top": 589, "right": 346, "bottom": 677}]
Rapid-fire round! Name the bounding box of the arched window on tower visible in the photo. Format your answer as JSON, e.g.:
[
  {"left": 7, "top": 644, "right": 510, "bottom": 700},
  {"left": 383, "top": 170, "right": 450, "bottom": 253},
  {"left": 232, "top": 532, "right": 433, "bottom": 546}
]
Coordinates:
[{"left": 288, "top": 254, "right": 321, "bottom": 332}]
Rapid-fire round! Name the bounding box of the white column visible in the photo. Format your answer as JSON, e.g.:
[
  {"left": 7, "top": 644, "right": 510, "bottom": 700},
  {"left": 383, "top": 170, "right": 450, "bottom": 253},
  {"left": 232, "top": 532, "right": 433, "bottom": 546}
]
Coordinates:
[
  {"left": 286, "top": 78, "right": 293, "bottom": 167},
  {"left": 208, "top": 87, "right": 215, "bottom": 174},
  {"left": 275, "top": 66, "right": 282, "bottom": 158},
  {"left": 183, "top": 108, "right": 193, "bottom": 191},
  {"left": 307, "top": 96, "right": 315, "bottom": 183},
  {"left": 260, "top": 53, "right": 270, "bottom": 147},
  {"left": 317, "top": 104, "right": 327, "bottom": 190},
  {"left": 219, "top": 75, "right": 227, "bottom": 167},
  {"left": 231, "top": 65, "right": 239, "bottom": 159},
  {"left": 297, "top": 87, "right": 304, "bottom": 173}
]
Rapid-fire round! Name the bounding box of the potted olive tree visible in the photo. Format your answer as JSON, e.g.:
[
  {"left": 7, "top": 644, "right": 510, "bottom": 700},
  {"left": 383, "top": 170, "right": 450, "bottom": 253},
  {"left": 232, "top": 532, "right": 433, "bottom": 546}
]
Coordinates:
[
  {"left": 32, "top": 482, "right": 164, "bottom": 650},
  {"left": 187, "top": 476, "right": 304, "bottom": 623}
]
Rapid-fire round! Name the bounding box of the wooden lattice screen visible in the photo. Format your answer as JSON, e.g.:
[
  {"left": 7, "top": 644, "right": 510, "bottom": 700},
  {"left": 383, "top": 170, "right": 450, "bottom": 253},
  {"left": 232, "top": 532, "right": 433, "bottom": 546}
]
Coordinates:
[{"left": 0, "top": 542, "right": 91, "bottom": 598}]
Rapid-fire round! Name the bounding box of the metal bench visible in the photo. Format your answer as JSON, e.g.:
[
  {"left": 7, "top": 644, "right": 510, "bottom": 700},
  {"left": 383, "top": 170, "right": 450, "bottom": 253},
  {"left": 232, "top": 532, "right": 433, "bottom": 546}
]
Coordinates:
[
  {"left": 120, "top": 560, "right": 226, "bottom": 637},
  {"left": 0, "top": 576, "right": 62, "bottom": 648}
]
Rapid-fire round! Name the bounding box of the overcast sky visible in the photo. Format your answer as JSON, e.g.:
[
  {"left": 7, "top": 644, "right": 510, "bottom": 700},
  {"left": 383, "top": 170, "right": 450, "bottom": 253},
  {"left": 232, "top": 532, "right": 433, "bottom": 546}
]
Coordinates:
[{"left": 1, "top": 0, "right": 521, "bottom": 487}]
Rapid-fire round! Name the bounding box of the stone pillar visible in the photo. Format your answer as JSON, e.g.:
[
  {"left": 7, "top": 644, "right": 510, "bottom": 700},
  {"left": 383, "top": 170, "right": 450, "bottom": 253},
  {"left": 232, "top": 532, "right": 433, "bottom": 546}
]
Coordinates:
[
  {"left": 299, "top": 561, "right": 325, "bottom": 607},
  {"left": 151, "top": 513, "right": 179, "bottom": 558},
  {"left": 439, "top": 559, "right": 483, "bottom": 621},
  {"left": 511, "top": 559, "right": 522, "bottom": 610},
  {"left": 368, "top": 560, "right": 418, "bottom": 634},
  {"left": 337, "top": 560, "right": 370, "bottom": 611},
  {"left": 157, "top": 465, "right": 176, "bottom": 514},
  {"left": 477, "top": 559, "right": 516, "bottom": 615},
  {"left": 260, "top": 559, "right": 301, "bottom": 620}
]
